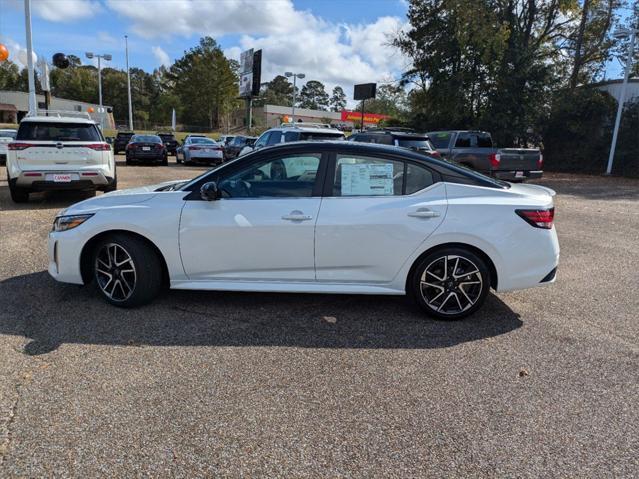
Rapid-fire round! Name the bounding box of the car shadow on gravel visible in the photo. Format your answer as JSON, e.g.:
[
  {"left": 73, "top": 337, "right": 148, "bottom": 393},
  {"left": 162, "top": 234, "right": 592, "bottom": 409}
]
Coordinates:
[
  {"left": 0, "top": 183, "right": 98, "bottom": 211},
  {"left": 0, "top": 272, "right": 522, "bottom": 355}
]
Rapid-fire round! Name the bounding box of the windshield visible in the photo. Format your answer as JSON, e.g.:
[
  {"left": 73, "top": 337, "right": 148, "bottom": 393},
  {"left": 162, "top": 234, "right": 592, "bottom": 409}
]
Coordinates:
[
  {"left": 132, "top": 135, "right": 161, "bottom": 143},
  {"left": 397, "top": 137, "right": 434, "bottom": 149},
  {"left": 428, "top": 132, "right": 452, "bottom": 149},
  {"left": 159, "top": 134, "right": 175, "bottom": 140},
  {"left": 0, "top": 130, "right": 17, "bottom": 139},
  {"left": 17, "top": 122, "right": 102, "bottom": 142}
]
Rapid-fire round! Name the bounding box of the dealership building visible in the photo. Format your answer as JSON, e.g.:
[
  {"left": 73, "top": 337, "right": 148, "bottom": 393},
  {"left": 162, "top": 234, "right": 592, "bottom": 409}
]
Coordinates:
[
  {"left": 0, "top": 90, "right": 115, "bottom": 128},
  {"left": 254, "top": 104, "right": 390, "bottom": 128}
]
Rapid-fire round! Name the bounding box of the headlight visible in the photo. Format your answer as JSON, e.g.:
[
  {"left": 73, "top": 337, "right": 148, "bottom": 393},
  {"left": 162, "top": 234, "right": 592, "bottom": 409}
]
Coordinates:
[{"left": 52, "top": 214, "right": 94, "bottom": 232}]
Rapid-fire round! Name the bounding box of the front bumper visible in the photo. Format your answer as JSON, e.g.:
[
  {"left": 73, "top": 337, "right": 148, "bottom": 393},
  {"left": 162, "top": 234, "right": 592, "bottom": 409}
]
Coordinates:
[
  {"left": 48, "top": 231, "right": 85, "bottom": 285},
  {"left": 494, "top": 170, "right": 543, "bottom": 181}
]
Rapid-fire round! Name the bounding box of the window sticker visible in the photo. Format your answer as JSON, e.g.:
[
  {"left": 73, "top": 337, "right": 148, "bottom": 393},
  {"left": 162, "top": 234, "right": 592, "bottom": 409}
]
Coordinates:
[{"left": 341, "top": 162, "right": 394, "bottom": 196}]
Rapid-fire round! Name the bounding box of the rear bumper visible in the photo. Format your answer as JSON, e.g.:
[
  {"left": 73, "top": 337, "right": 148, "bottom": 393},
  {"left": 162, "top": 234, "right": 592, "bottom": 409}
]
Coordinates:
[
  {"left": 126, "top": 153, "right": 165, "bottom": 161},
  {"left": 493, "top": 170, "right": 543, "bottom": 181},
  {"left": 188, "top": 155, "right": 223, "bottom": 164},
  {"left": 14, "top": 171, "right": 111, "bottom": 189}
]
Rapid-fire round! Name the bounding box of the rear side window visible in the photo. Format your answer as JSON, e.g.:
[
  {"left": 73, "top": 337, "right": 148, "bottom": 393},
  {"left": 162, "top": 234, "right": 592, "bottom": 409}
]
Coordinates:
[
  {"left": 299, "top": 132, "right": 344, "bottom": 141},
  {"left": 17, "top": 122, "right": 102, "bottom": 141},
  {"left": 396, "top": 137, "right": 432, "bottom": 149},
  {"left": 284, "top": 131, "right": 299, "bottom": 142},
  {"left": 405, "top": 163, "right": 434, "bottom": 194}
]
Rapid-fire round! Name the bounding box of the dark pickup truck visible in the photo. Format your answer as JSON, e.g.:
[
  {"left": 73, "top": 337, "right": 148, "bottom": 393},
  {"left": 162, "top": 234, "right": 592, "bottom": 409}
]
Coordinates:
[
  {"left": 113, "top": 131, "right": 134, "bottom": 155},
  {"left": 157, "top": 132, "right": 179, "bottom": 156},
  {"left": 426, "top": 130, "right": 543, "bottom": 181}
]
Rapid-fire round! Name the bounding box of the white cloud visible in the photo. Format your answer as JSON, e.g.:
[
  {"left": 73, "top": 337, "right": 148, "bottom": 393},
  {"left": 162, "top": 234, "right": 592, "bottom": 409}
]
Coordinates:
[
  {"left": 0, "top": 36, "right": 35, "bottom": 69},
  {"left": 152, "top": 46, "right": 170, "bottom": 67},
  {"left": 30, "top": 0, "right": 102, "bottom": 22},
  {"left": 106, "top": 0, "right": 409, "bottom": 104},
  {"left": 106, "top": 0, "right": 312, "bottom": 39}
]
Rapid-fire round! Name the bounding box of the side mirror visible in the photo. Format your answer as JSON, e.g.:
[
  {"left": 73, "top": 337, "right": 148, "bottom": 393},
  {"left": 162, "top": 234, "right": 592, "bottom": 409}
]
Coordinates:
[{"left": 200, "top": 181, "right": 220, "bottom": 201}]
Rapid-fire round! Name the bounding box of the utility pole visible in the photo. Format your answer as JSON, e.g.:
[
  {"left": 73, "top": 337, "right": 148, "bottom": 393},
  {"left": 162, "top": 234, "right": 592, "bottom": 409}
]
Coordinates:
[
  {"left": 606, "top": 27, "right": 637, "bottom": 175},
  {"left": 86, "top": 52, "right": 112, "bottom": 129},
  {"left": 24, "top": 0, "right": 37, "bottom": 114},
  {"left": 125, "top": 35, "right": 133, "bottom": 130},
  {"left": 285, "top": 72, "right": 305, "bottom": 123}
]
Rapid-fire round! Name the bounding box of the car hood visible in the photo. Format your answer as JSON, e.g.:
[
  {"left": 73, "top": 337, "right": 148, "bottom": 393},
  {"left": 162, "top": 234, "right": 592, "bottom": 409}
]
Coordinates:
[{"left": 58, "top": 180, "right": 183, "bottom": 216}]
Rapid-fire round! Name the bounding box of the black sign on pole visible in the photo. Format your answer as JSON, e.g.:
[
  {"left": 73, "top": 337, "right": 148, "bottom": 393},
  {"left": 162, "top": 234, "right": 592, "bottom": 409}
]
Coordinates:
[
  {"left": 251, "top": 49, "right": 262, "bottom": 97},
  {"left": 353, "top": 83, "right": 376, "bottom": 101}
]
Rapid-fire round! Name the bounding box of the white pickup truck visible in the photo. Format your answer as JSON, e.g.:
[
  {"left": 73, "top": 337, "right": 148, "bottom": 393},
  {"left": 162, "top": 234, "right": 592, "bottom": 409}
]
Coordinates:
[{"left": 6, "top": 112, "right": 117, "bottom": 203}]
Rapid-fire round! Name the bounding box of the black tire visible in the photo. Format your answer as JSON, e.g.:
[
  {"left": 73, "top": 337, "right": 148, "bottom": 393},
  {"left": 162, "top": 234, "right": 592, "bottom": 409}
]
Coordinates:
[
  {"left": 92, "top": 233, "right": 163, "bottom": 308},
  {"left": 8, "top": 179, "right": 29, "bottom": 203},
  {"left": 102, "top": 176, "right": 118, "bottom": 192},
  {"left": 161, "top": 154, "right": 168, "bottom": 166},
  {"left": 409, "top": 247, "right": 490, "bottom": 320},
  {"left": 176, "top": 152, "right": 182, "bottom": 164}
]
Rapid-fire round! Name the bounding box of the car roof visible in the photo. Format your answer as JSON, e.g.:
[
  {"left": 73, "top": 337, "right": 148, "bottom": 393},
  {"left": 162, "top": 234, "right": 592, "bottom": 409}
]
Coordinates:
[
  {"left": 20, "top": 116, "right": 97, "bottom": 124},
  {"left": 269, "top": 125, "right": 343, "bottom": 134}
]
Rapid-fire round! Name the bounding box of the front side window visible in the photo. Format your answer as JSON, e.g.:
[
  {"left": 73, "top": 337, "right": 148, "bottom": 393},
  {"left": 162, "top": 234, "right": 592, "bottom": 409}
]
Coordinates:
[
  {"left": 333, "top": 155, "right": 404, "bottom": 197},
  {"left": 17, "top": 122, "right": 102, "bottom": 142},
  {"left": 254, "top": 132, "right": 270, "bottom": 148},
  {"left": 455, "top": 133, "right": 472, "bottom": 148},
  {"left": 218, "top": 154, "right": 321, "bottom": 198},
  {"left": 266, "top": 132, "right": 282, "bottom": 146}
]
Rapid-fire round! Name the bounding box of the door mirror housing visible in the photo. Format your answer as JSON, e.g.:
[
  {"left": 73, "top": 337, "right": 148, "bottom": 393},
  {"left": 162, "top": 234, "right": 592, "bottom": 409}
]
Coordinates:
[{"left": 200, "top": 182, "right": 220, "bottom": 201}]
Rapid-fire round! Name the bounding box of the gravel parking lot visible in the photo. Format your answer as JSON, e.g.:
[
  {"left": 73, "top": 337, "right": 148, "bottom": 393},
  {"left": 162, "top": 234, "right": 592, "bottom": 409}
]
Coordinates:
[{"left": 1, "top": 157, "right": 638, "bottom": 477}]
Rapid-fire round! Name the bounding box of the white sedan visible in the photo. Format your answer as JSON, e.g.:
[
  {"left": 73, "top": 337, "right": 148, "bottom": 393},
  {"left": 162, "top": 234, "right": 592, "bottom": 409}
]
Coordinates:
[{"left": 48, "top": 142, "right": 559, "bottom": 320}]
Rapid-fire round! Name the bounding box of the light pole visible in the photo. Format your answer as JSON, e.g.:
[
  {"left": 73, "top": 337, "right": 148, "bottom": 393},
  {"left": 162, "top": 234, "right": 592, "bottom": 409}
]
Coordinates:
[
  {"left": 125, "top": 36, "right": 133, "bottom": 131},
  {"left": 605, "top": 27, "right": 637, "bottom": 175},
  {"left": 24, "top": 0, "right": 37, "bottom": 114},
  {"left": 86, "top": 52, "right": 112, "bottom": 129},
  {"left": 285, "top": 71, "right": 305, "bottom": 123}
]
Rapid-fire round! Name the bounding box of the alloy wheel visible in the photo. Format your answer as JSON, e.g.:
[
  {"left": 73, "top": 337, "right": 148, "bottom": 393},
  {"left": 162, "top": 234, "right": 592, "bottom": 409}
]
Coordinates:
[
  {"left": 95, "top": 243, "right": 137, "bottom": 302},
  {"left": 419, "top": 255, "right": 483, "bottom": 315}
]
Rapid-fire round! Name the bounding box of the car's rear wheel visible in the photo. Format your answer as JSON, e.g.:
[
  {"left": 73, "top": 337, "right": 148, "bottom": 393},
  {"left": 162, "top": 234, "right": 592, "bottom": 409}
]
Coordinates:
[
  {"left": 8, "top": 179, "right": 29, "bottom": 203},
  {"left": 409, "top": 247, "right": 490, "bottom": 320},
  {"left": 92, "top": 234, "right": 162, "bottom": 307}
]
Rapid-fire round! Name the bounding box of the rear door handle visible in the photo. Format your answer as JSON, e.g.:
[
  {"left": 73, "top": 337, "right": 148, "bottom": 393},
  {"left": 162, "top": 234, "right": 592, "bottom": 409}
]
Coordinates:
[
  {"left": 282, "top": 210, "right": 313, "bottom": 221},
  {"left": 408, "top": 208, "right": 440, "bottom": 218}
]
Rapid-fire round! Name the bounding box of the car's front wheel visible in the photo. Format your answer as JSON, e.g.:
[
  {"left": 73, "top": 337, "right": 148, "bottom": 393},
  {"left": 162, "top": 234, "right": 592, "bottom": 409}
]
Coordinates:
[
  {"left": 92, "top": 234, "right": 163, "bottom": 307},
  {"left": 409, "top": 247, "right": 490, "bottom": 320}
]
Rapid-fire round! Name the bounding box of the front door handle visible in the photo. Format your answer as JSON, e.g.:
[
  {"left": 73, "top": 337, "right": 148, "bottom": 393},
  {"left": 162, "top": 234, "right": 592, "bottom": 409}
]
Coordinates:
[
  {"left": 408, "top": 208, "right": 440, "bottom": 218},
  {"left": 282, "top": 210, "right": 313, "bottom": 221}
]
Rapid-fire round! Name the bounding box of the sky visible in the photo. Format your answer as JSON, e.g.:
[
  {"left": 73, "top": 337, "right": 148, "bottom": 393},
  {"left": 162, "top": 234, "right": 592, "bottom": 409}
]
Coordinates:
[
  {"left": 0, "top": 0, "right": 411, "bottom": 105},
  {"left": 0, "top": 0, "right": 632, "bottom": 104}
]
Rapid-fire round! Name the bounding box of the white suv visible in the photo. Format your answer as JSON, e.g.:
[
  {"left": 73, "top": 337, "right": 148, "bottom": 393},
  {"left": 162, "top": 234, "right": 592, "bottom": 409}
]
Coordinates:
[
  {"left": 239, "top": 122, "right": 344, "bottom": 156},
  {"left": 6, "top": 112, "right": 116, "bottom": 203}
]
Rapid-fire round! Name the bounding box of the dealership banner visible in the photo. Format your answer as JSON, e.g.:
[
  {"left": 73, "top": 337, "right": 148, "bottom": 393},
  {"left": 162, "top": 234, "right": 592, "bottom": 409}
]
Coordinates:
[{"left": 340, "top": 110, "right": 390, "bottom": 124}]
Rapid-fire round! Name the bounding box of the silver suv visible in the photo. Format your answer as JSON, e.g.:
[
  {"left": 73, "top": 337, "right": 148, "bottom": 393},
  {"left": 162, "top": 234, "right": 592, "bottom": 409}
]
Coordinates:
[
  {"left": 6, "top": 111, "right": 116, "bottom": 203},
  {"left": 239, "top": 122, "right": 345, "bottom": 156}
]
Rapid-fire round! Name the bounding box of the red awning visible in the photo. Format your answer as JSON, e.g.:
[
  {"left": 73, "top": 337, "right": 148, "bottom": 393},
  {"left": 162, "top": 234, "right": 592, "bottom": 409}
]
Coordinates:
[{"left": 0, "top": 103, "right": 17, "bottom": 112}]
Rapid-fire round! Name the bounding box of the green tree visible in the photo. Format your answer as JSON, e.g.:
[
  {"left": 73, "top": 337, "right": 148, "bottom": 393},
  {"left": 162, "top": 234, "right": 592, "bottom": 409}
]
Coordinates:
[
  {"left": 298, "top": 80, "right": 329, "bottom": 110},
  {"left": 0, "top": 61, "right": 21, "bottom": 90},
  {"left": 168, "top": 37, "right": 238, "bottom": 129},
  {"left": 329, "top": 86, "right": 347, "bottom": 111},
  {"left": 356, "top": 84, "right": 408, "bottom": 118},
  {"left": 259, "top": 75, "right": 295, "bottom": 106}
]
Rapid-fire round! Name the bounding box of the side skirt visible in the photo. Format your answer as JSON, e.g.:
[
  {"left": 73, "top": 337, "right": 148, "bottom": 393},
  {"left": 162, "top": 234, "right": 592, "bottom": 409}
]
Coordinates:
[{"left": 170, "top": 280, "right": 406, "bottom": 295}]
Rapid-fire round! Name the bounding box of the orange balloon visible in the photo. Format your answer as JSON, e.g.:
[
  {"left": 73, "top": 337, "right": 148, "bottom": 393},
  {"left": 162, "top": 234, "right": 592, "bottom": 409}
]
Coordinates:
[
  {"left": 87, "top": 107, "right": 94, "bottom": 113},
  {"left": 0, "top": 44, "right": 9, "bottom": 62}
]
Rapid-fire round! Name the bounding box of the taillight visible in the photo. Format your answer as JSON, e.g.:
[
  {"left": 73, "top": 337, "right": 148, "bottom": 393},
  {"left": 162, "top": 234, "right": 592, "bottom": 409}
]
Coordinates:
[
  {"left": 430, "top": 150, "right": 441, "bottom": 158},
  {"left": 489, "top": 153, "right": 501, "bottom": 169},
  {"left": 537, "top": 153, "right": 543, "bottom": 170},
  {"left": 126, "top": 143, "right": 135, "bottom": 150},
  {"left": 8, "top": 143, "right": 34, "bottom": 151},
  {"left": 516, "top": 208, "right": 555, "bottom": 229},
  {"left": 155, "top": 144, "right": 164, "bottom": 149},
  {"left": 86, "top": 143, "right": 111, "bottom": 151}
]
